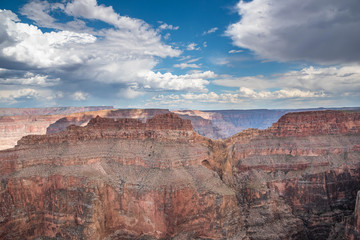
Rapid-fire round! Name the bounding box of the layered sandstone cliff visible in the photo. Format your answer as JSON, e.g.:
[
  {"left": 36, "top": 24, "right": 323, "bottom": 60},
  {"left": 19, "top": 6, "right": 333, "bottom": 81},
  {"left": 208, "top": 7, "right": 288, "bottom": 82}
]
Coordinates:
[
  {"left": 0, "top": 113, "right": 240, "bottom": 239},
  {"left": 0, "top": 110, "right": 359, "bottom": 239},
  {"left": 0, "top": 107, "right": 114, "bottom": 151},
  {"left": 0, "top": 108, "right": 168, "bottom": 151},
  {"left": 223, "top": 110, "right": 360, "bottom": 239}
]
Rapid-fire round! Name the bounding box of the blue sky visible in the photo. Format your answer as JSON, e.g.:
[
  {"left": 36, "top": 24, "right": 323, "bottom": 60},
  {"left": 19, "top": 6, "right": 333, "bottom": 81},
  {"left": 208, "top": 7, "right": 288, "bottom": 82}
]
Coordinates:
[{"left": 0, "top": 0, "right": 359, "bottom": 109}]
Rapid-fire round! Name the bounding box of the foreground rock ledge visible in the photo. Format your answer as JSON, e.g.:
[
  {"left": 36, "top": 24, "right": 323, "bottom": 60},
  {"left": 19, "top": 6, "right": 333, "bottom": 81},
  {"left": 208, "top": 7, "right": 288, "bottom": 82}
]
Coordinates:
[{"left": 0, "top": 110, "right": 360, "bottom": 240}]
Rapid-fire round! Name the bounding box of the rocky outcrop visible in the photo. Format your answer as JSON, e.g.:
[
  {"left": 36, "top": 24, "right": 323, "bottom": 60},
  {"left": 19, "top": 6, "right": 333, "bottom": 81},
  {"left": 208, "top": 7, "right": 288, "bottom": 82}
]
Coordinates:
[
  {"left": 225, "top": 110, "right": 360, "bottom": 239},
  {"left": 0, "top": 108, "right": 169, "bottom": 150},
  {"left": 46, "top": 109, "right": 171, "bottom": 134},
  {"left": 345, "top": 191, "right": 360, "bottom": 240},
  {"left": 3, "top": 107, "right": 359, "bottom": 151},
  {"left": 0, "top": 110, "right": 359, "bottom": 239},
  {"left": 0, "top": 113, "right": 240, "bottom": 239},
  {"left": 0, "top": 115, "right": 65, "bottom": 150},
  {"left": 0, "top": 107, "right": 114, "bottom": 151},
  {"left": 175, "top": 108, "right": 360, "bottom": 139}
]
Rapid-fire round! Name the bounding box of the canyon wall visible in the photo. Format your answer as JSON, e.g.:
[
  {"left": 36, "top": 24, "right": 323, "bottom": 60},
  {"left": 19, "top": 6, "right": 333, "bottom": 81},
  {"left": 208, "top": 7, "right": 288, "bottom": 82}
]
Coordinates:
[
  {"left": 224, "top": 110, "right": 360, "bottom": 239},
  {"left": 0, "top": 110, "right": 359, "bottom": 239},
  {"left": 0, "top": 113, "right": 240, "bottom": 239},
  {"left": 0, "top": 108, "right": 168, "bottom": 151},
  {"left": 2, "top": 107, "right": 359, "bottom": 151}
]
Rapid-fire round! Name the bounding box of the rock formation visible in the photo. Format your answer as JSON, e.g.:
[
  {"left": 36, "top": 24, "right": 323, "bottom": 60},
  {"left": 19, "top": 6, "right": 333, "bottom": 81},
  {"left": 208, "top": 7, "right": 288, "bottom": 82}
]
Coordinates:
[
  {"left": 0, "top": 108, "right": 168, "bottom": 151},
  {"left": 2, "top": 107, "right": 360, "bottom": 151},
  {"left": 224, "top": 110, "right": 360, "bottom": 239},
  {"left": 0, "top": 107, "right": 114, "bottom": 151},
  {"left": 0, "top": 113, "right": 240, "bottom": 239},
  {"left": 345, "top": 191, "right": 360, "bottom": 240},
  {"left": 0, "top": 110, "right": 359, "bottom": 239}
]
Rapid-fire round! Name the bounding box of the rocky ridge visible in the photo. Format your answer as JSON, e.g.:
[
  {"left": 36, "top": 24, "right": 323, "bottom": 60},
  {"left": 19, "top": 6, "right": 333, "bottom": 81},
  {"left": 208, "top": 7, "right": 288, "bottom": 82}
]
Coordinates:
[
  {"left": 0, "top": 113, "right": 240, "bottom": 239},
  {"left": 223, "top": 110, "right": 360, "bottom": 239},
  {"left": 0, "top": 110, "right": 359, "bottom": 239}
]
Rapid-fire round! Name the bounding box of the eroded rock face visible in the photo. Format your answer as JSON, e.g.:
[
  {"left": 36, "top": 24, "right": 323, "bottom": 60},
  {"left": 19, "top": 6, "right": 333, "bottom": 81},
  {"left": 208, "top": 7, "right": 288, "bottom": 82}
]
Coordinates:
[
  {"left": 345, "top": 191, "right": 360, "bottom": 240},
  {"left": 226, "top": 110, "right": 360, "bottom": 239},
  {"left": 0, "top": 107, "right": 114, "bottom": 151},
  {"left": 0, "top": 110, "right": 359, "bottom": 240},
  {"left": 0, "top": 113, "right": 240, "bottom": 239}
]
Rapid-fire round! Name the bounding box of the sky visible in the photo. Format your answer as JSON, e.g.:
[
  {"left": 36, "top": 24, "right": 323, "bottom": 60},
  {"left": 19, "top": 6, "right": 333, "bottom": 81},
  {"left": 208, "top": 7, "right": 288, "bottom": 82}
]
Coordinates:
[{"left": 0, "top": 0, "right": 359, "bottom": 110}]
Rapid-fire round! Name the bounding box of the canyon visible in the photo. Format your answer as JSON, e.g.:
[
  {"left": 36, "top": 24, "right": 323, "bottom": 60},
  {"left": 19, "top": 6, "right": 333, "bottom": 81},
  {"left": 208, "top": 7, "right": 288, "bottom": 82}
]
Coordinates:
[
  {"left": 0, "top": 109, "right": 359, "bottom": 239},
  {"left": 2, "top": 107, "right": 359, "bottom": 151}
]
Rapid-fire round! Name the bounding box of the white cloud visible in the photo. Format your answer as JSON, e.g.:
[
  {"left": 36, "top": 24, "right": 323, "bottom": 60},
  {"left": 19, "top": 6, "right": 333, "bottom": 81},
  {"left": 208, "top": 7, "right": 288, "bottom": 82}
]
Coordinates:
[
  {"left": 226, "top": 0, "right": 360, "bottom": 64},
  {"left": 158, "top": 23, "right": 179, "bottom": 31},
  {"left": 187, "top": 43, "right": 200, "bottom": 51},
  {"left": 181, "top": 92, "right": 243, "bottom": 103},
  {"left": 0, "top": 9, "right": 97, "bottom": 68},
  {"left": 173, "top": 63, "right": 201, "bottom": 69},
  {"left": 71, "top": 91, "right": 89, "bottom": 101},
  {"left": 186, "top": 57, "right": 201, "bottom": 63},
  {"left": 138, "top": 71, "right": 214, "bottom": 92},
  {"left": 213, "top": 65, "right": 360, "bottom": 96},
  {"left": 0, "top": 73, "right": 60, "bottom": 87},
  {"left": 238, "top": 87, "right": 325, "bottom": 99},
  {"left": 211, "top": 57, "right": 229, "bottom": 66},
  {"left": 1, "top": 0, "right": 188, "bottom": 104},
  {"left": 0, "top": 88, "right": 58, "bottom": 104},
  {"left": 164, "top": 33, "right": 171, "bottom": 40},
  {"left": 118, "top": 87, "right": 145, "bottom": 99},
  {"left": 149, "top": 87, "right": 326, "bottom": 109},
  {"left": 203, "top": 27, "right": 218, "bottom": 35},
  {"left": 229, "top": 50, "right": 243, "bottom": 54}
]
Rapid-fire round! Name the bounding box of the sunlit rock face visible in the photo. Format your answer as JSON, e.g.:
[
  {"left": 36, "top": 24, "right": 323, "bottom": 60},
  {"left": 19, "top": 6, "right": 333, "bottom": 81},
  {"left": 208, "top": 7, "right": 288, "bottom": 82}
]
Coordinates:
[
  {"left": 0, "top": 113, "right": 240, "bottom": 239},
  {"left": 0, "top": 110, "right": 359, "bottom": 239},
  {"left": 226, "top": 110, "right": 360, "bottom": 239},
  {"left": 0, "top": 106, "right": 114, "bottom": 151}
]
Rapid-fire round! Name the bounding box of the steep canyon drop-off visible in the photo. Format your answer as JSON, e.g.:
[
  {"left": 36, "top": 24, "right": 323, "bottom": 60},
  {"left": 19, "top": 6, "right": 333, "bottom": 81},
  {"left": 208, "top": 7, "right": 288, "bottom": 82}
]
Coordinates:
[{"left": 0, "top": 111, "right": 360, "bottom": 239}]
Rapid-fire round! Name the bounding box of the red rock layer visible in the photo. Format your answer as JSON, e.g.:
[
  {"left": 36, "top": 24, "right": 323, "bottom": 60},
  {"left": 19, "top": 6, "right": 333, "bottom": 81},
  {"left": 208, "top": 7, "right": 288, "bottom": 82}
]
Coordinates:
[
  {"left": 345, "top": 191, "right": 360, "bottom": 240},
  {"left": 225, "top": 110, "right": 360, "bottom": 239},
  {"left": 1, "top": 110, "right": 360, "bottom": 239},
  {"left": 0, "top": 113, "right": 240, "bottom": 239},
  {"left": 268, "top": 110, "right": 360, "bottom": 137}
]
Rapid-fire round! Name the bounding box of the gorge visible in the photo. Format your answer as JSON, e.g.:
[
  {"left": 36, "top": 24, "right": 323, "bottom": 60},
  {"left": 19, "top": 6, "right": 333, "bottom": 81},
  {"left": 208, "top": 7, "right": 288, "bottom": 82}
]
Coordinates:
[{"left": 0, "top": 110, "right": 359, "bottom": 239}]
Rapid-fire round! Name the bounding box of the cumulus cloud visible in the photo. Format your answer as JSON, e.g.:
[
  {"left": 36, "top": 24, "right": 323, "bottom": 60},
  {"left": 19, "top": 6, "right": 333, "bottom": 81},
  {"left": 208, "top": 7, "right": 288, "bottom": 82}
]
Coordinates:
[
  {"left": 238, "top": 87, "right": 325, "bottom": 99},
  {"left": 118, "top": 87, "right": 145, "bottom": 99},
  {"left": 152, "top": 87, "right": 324, "bottom": 106},
  {"left": 226, "top": 0, "right": 360, "bottom": 64},
  {"left": 0, "top": 73, "right": 60, "bottom": 86},
  {"left": 213, "top": 65, "right": 360, "bottom": 96},
  {"left": 0, "top": 88, "right": 59, "bottom": 105},
  {"left": 138, "top": 71, "right": 215, "bottom": 92},
  {"left": 0, "top": 1, "right": 196, "bottom": 107},
  {"left": 158, "top": 23, "right": 179, "bottom": 31},
  {"left": 187, "top": 43, "right": 200, "bottom": 51},
  {"left": 173, "top": 63, "right": 201, "bottom": 69},
  {"left": 203, "top": 27, "right": 218, "bottom": 35},
  {"left": 71, "top": 91, "right": 89, "bottom": 101},
  {"left": 228, "top": 50, "right": 243, "bottom": 54}
]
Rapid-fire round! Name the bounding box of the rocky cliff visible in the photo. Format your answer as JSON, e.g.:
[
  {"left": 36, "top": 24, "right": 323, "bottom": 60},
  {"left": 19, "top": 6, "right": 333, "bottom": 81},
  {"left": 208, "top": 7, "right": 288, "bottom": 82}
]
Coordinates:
[
  {"left": 345, "top": 191, "right": 360, "bottom": 240},
  {"left": 0, "top": 107, "right": 114, "bottom": 151},
  {"left": 0, "top": 110, "right": 359, "bottom": 239},
  {"left": 0, "top": 113, "right": 240, "bottom": 239},
  {"left": 224, "top": 110, "right": 360, "bottom": 239},
  {"left": 0, "top": 108, "right": 168, "bottom": 151},
  {"left": 2, "top": 107, "right": 359, "bottom": 151}
]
